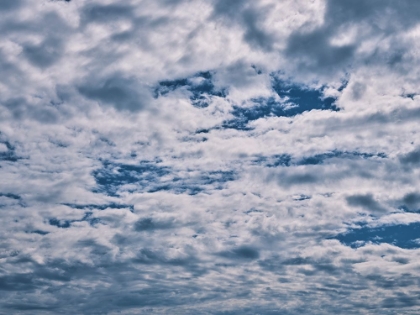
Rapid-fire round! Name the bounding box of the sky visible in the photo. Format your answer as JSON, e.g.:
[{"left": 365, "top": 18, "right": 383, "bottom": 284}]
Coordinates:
[{"left": 1, "top": 0, "right": 420, "bottom": 314}]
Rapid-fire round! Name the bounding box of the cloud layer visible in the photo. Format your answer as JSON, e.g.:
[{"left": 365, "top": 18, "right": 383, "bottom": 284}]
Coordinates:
[{"left": 1, "top": 0, "right": 420, "bottom": 314}]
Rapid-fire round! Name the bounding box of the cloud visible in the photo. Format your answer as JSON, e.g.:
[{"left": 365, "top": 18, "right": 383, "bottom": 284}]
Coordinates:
[
  {"left": 346, "top": 194, "right": 387, "bottom": 213},
  {"left": 285, "top": 28, "right": 356, "bottom": 73},
  {"left": 78, "top": 75, "right": 153, "bottom": 112},
  {"left": 80, "top": 3, "right": 133, "bottom": 26},
  {"left": 3, "top": 97, "right": 60, "bottom": 123},
  {"left": 402, "top": 192, "right": 420, "bottom": 210},
  {"left": 399, "top": 148, "right": 420, "bottom": 167},
  {"left": 134, "top": 217, "right": 174, "bottom": 232},
  {"left": 218, "top": 245, "right": 260, "bottom": 261},
  {"left": 211, "top": 0, "right": 275, "bottom": 51},
  {"left": 281, "top": 0, "right": 420, "bottom": 79},
  {"left": 0, "top": 0, "right": 23, "bottom": 11},
  {"left": 22, "top": 37, "right": 64, "bottom": 69},
  {"left": 1, "top": 0, "right": 420, "bottom": 314}
]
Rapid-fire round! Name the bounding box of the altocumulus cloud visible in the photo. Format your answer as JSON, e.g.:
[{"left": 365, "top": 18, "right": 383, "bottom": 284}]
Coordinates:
[{"left": 1, "top": 0, "right": 420, "bottom": 314}]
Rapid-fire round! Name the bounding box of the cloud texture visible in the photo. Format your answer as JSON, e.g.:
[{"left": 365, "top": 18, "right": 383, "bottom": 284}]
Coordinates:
[{"left": 1, "top": 0, "right": 420, "bottom": 314}]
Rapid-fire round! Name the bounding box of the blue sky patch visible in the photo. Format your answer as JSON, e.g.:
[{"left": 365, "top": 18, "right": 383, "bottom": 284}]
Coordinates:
[
  {"left": 154, "top": 71, "right": 227, "bottom": 108},
  {"left": 49, "top": 213, "right": 101, "bottom": 228},
  {"left": 398, "top": 205, "right": 420, "bottom": 214},
  {"left": 62, "top": 203, "right": 134, "bottom": 212},
  {"left": 0, "top": 192, "right": 21, "bottom": 200},
  {"left": 0, "top": 192, "right": 25, "bottom": 208},
  {"left": 223, "top": 77, "right": 339, "bottom": 130},
  {"left": 49, "top": 218, "right": 71, "bottom": 228},
  {"left": 147, "top": 170, "right": 236, "bottom": 195},
  {"left": 332, "top": 222, "right": 420, "bottom": 249},
  {"left": 31, "top": 230, "right": 49, "bottom": 235},
  {"left": 402, "top": 93, "right": 417, "bottom": 100},
  {"left": 0, "top": 141, "right": 20, "bottom": 162},
  {"left": 93, "top": 161, "right": 236, "bottom": 196},
  {"left": 297, "top": 151, "right": 387, "bottom": 165},
  {"left": 93, "top": 161, "right": 171, "bottom": 196},
  {"left": 252, "top": 151, "right": 385, "bottom": 168},
  {"left": 252, "top": 154, "right": 292, "bottom": 167}
]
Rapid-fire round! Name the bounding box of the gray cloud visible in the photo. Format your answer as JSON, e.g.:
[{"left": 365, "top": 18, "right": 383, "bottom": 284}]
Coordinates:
[
  {"left": 218, "top": 245, "right": 260, "bottom": 261},
  {"left": 401, "top": 192, "right": 420, "bottom": 209},
  {"left": 346, "top": 194, "right": 387, "bottom": 213},
  {"left": 325, "top": 0, "right": 420, "bottom": 31},
  {"left": 283, "top": 0, "right": 420, "bottom": 77},
  {"left": 80, "top": 3, "right": 134, "bottom": 26},
  {"left": 399, "top": 148, "right": 420, "bottom": 167},
  {"left": 285, "top": 29, "right": 355, "bottom": 73},
  {"left": 0, "top": 0, "right": 22, "bottom": 12},
  {"left": 22, "top": 37, "right": 64, "bottom": 69},
  {"left": 3, "top": 97, "right": 59, "bottom": 123},
  {"left": 134, "top": 217, "right": 175, "bottom": 232},
  {"left": 78, "top": 75, "right": 152, "bottom": 112},
  {"left": 211, "top": 0, "right": 275, "bottom": 51}
]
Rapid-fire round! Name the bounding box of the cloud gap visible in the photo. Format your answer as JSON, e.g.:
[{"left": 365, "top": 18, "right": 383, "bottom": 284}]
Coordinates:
[
  {"left": 223, "top": 77, "right": 339, "bottom": 130},
  {"left": 154, "top": 71, "right": 227, "bottom": 108},
  {"left": 92, "top": 160, "right": 236, "bottom": 196},
  {"left": 332, "top": 222, "right": 420, "bottom": 249}
]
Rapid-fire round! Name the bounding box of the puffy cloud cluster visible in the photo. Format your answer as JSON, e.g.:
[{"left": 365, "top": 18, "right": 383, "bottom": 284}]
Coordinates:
[{"left": 1, "top": 0, "right": 420, "bottom": 314}]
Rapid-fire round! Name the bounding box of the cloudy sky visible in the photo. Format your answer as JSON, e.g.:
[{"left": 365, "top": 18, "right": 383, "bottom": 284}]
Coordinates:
[{"left": 1, "top": 0, "right": 420, "bottom": 314}]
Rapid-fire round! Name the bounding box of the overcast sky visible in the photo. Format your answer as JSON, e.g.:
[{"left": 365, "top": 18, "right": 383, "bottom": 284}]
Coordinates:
[{"left": 1, "top": 0, "right": 420, "bottom": 314}]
